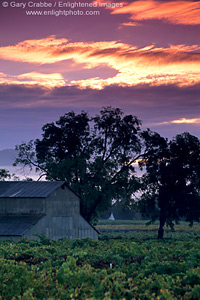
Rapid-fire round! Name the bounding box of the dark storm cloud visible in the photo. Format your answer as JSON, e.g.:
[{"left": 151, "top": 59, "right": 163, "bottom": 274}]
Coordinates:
[
  {"left": 0, "top": 81, "right": 199, "bottom": 150},
  {"left": 0, "top": 83, "right": 199, "bottom": 142}
]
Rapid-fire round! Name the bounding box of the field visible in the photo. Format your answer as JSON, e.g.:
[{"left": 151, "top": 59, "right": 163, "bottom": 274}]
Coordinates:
[
  {"left": 0, "top": 221, "right": 200, "bottom": 300},
  {"left": 97, "top": 219, "right": 200, "bottom": 231}
]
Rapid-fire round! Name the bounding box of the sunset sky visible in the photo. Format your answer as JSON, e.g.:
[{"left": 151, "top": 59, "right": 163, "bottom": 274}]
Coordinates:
[{"left": 0, "top": 0, "right": 200, "bottom": 150}]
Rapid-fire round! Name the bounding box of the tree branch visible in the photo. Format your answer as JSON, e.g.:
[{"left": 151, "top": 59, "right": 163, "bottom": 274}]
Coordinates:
[
  {"left": 102, "top": 128, "right": 108, "bottom": 161},
  {"left": 110, "top": 153, "right": 144, "bottom": 183}
]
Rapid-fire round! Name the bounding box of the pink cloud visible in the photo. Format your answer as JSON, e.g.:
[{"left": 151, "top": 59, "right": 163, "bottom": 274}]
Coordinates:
[
  {"left": 112, "top": 0, "right": 200, "bottom": 25},
  {"left": 0, "top": 36, "right": 200, "bottom": 89},
  {"left": 0, "top": 71, "right": 65, "bottom": 88},
  {"left": 159, "top": 118, "right": 200, "bottom": 125}
]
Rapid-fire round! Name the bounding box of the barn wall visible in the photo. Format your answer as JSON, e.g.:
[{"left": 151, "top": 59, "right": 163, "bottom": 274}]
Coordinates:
[
  {"left": 0, "top": 236, "right": 21, "bottom": 242},
  {"left": 25, "top": 215, "right": 74, "bottom": 240},
  {"left": 25, "top": 214, "right": 98, "bottom": 240},
  {"left": 26, "top": 187, "right": 98, "bottom": 240},
  {"left": 78, "top": 215, "right": 99, "bottom": 240},
  {"left": 0, "top": 185, "right": 98, "bottom": 240},
  {"left": 46, "top": 186, "right": 80, "bottom": 216},
  {"left": 0, "top": 198, "right": 46, "bottom": 215}
]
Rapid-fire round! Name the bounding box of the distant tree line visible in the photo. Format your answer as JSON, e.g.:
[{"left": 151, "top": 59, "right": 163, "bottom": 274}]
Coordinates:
[{"left": 4, "top": 106, "right": 200, "bottom": 239}]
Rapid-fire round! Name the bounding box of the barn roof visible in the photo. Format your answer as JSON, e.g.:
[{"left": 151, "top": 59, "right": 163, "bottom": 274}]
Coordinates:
[
  {"left": 0, "top": 215, "right": 43, "bottom": 236},
  {"left": 0, "top": 181, "right": 65, "bottom": 198}
]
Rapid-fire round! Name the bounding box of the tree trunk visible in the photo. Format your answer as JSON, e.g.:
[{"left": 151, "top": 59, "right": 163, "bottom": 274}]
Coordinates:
[
  {"left": 158, "top": 212, "right": 166, "bottom": 239},
  {"left": 85, "top": 193, "right": 103, "bottom": 222},
  {"left": 157, "top": 186, "right": 168, "bottom": 239}
]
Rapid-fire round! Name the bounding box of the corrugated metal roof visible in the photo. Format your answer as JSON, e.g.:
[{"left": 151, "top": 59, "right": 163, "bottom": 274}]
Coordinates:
[
  {"left": 0, "top": 215, "right": 43, "bottom": 236},
  {"left": 0, "top": 181, "right": 65, "bottom": 198}
]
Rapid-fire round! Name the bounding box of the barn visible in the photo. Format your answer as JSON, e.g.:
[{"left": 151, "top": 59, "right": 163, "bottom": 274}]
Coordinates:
[{"left": 0, "top": 181, "right": 99, "bottom": 241}]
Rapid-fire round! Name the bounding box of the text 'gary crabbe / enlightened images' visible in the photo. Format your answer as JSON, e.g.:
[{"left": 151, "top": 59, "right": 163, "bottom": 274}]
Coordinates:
[
  {"left": 2, "top": 1, "right": 124, "bottom": 9},
  {"left": 1, "top": 1, "right": 124, "bottom": 17}
]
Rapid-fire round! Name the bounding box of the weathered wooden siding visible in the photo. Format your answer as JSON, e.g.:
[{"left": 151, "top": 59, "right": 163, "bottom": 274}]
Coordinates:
[
  {"left": 0, "top": 198, "right": 46, "bottom": 215},
  {"left": 0, "top": 184, "right": 98, "bottom": 240},
  {"left": 78, "top": 215, "right": 98, "bottom": 240},
  {"left": 0, "top": 236, "right": 21, "bottom": 242},
  {"left": 25, "top": 214, "right": 98, "bottom": 240},
  {"left": 46, "top": 185, "right": 79, "bottom": 216}
]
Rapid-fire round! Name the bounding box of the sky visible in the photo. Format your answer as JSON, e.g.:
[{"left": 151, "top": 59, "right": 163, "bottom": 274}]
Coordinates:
[{"left": 0, "top": 0, "right": 200, "bottom": 151}]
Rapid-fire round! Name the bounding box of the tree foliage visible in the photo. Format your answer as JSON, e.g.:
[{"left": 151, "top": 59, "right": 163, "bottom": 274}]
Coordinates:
[
  {"left": 14, "top": 107, "right": 142, "bottom": 222},
  {"left": 138, "top": 131, "right": 200, "bottom": 238},
  {"left": 14, "top": 107, "right": 200, "bottom": 231},
  {"left": 0, "top": 168, "right": 19, "bottom": 181},
  {"left": 0, "top": 169, "right": 11, "bottom": 181}
]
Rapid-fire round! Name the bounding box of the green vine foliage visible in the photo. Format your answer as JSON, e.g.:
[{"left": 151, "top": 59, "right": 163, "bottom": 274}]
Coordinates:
[{"left": 0, "top": 234, "right": 200, "bottom": 299}]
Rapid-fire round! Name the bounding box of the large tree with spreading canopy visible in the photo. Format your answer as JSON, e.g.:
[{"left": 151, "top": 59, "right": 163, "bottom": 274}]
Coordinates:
[
  {"left": 14, "top": 107, "right": 142, "bottom": 222},
  {"left": 14, "top": 107, "right": 200, "bottom": 233}
]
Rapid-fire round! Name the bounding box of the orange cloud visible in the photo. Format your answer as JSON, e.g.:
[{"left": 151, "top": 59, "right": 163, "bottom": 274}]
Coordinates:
[
  {"left": 0, "top": 36, "right": 69, "bottom": 64},
  {"left": 157, "top": 118, "right": 200, "bottom": 125},
  {"left": 0, "top": 36, "right": 131, "bottom": 66},
  {"left": 112, "top": 0, "right": 200, "bottom": 25},
  {"left": 0, "top": 71, "right": 65, "bottom": 88},
  {"left": 119, "top": 21, "right": 140, "bottom": 27},
  {"left": 0, "top": 36, "right": 200, "bottom": 89},
  {"left": 172, "top": 118, "right": 200, "bottom": 124}
]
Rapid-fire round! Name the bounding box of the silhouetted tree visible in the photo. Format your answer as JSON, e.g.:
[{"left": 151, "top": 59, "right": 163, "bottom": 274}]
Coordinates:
[
  {"left": 0, "top": 169, "right": 11, "bottom": 180},
  {"left": 0, "top": 168, "right": 19, "bottom": 181},
  {"left": 138, "top": 131, "right": 200, "bottom": 239},
  {"left": 14, "top": 107, "right": 142, "bottom": 222}
]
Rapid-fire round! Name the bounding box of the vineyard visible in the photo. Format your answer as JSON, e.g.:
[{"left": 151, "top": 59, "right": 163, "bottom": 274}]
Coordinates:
[{"left": 0, "top": 222, "right": 200, "bottom": 299}]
